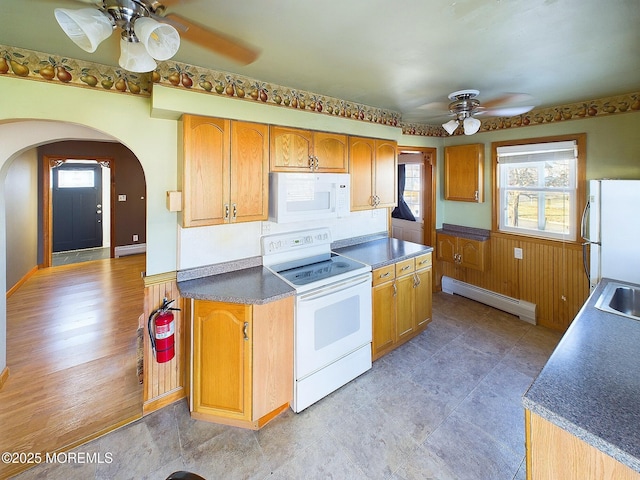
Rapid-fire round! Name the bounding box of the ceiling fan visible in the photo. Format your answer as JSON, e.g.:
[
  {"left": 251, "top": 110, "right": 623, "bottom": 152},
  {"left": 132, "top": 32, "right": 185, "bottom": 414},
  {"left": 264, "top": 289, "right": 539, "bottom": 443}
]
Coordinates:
[
  {"left": 53, "top": 0, "right": 260, "bottom": 73},
  {"left": 432, "top": 89, "right": 535, "bottom": 135}
]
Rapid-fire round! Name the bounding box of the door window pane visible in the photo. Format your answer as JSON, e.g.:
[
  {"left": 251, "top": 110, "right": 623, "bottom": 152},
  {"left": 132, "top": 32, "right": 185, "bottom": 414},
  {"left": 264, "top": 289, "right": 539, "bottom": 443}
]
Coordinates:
[{"left": 58, "top": 169, "right": 95, "bottom": 188}]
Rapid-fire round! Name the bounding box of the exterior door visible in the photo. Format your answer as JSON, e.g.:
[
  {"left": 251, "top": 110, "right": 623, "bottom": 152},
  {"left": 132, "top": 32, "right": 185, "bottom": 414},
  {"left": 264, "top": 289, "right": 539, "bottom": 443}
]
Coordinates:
[{"left": 52, "top": 163, "right": 103, "bottom": 252}]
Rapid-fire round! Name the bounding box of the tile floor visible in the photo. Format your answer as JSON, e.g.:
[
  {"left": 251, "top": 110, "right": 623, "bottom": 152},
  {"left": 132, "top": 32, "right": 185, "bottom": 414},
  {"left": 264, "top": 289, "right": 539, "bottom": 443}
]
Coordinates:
[
  {"left": 13, "top": 292, "right": 562, "bottom": 480},
  {"left": 52, "top": 247, "right": 111, "bottom": 266}
]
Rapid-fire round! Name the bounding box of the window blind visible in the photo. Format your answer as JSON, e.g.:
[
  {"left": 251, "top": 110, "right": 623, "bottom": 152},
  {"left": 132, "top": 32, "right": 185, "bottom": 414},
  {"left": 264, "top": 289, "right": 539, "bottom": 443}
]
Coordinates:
[{"left": 497, "top": 140, "right": 577, "bottom": 164}]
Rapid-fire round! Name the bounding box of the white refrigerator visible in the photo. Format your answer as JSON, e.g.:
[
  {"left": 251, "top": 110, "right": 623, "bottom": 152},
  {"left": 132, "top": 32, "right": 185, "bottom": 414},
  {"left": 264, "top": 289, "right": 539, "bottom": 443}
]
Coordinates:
[{"left": 582, "top": 179, "right": 640, "bottom": 289}]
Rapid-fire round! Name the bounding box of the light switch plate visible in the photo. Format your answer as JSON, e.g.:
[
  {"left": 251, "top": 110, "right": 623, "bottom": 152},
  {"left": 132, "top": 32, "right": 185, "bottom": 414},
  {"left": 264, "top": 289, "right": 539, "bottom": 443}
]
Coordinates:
[
  {"left": 118, "top": 194, "right": 127, "bottom": 202},
  {"left": 514, "top": 247, "right": 523, "bottom": 259}
]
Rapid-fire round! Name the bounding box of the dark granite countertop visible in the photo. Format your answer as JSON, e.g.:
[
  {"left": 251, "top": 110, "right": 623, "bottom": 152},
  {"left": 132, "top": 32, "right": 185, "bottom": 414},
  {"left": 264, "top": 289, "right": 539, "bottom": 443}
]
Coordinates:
[
  {"left": 333, "top": 237, "right": 433, "bottom": 269},
  {"left": 177, "top": 265, "right": 295, "bottom": 305},
  {"left": 523, "top": 277, "right": 640, "bottom": 473},
  {"left": 436, "top": 223, "right": 491, "bottom": 241}
]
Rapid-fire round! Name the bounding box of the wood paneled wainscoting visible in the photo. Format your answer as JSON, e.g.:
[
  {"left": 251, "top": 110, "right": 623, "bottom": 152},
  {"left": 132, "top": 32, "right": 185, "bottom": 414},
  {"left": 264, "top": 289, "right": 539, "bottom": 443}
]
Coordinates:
[
  {"left": 142, "top": 273, "right": 186, "bottom": 414},
  {"left": 436, "top": 232, "right": 590, "bottom": 332}
]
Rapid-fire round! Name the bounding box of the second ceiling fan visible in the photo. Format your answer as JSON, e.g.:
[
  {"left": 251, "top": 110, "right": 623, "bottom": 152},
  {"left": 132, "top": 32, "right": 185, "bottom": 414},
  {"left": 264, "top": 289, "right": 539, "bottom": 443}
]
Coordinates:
[{"left": 435, "top": 90, "right": 535, "bottom": 135}]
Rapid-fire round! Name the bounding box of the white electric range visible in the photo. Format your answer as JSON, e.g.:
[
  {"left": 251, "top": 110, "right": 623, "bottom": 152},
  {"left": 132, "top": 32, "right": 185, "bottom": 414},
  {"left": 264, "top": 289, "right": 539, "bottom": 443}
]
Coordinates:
[{"left": 262, "top": 228, "right": 372, "bottom": 412}]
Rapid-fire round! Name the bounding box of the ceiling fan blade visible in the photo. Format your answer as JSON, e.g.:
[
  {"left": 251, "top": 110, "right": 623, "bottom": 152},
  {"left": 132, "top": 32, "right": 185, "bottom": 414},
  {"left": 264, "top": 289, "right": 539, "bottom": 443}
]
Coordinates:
[
  {"left": 476, "top": 105, "right": 535, "bottom": 117},
  {"left": 482, "top": 93, "right": 534, "bottom": 108},
  {"left": 164, "top": 13, "right": 259, "bottom": 65},
  {"left": 416, "top": 101, "right": 449, "bottom": 111}
]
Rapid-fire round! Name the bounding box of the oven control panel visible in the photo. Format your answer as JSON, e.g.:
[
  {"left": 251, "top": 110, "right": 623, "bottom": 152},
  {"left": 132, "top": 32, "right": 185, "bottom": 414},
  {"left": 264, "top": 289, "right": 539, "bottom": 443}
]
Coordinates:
[{"left": 262, "top": 228, "right": 331, "bottom": 255}]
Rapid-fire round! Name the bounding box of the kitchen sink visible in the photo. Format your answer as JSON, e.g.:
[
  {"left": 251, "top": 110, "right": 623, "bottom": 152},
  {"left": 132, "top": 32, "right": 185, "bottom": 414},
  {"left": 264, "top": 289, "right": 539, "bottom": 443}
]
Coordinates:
[{"left": 594, "top": 282, "right": 640, "bottom": 321}]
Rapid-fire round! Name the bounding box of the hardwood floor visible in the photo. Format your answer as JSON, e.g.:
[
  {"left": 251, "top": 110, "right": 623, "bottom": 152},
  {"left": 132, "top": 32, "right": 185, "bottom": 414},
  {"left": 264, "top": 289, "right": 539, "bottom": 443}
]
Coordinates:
[{"left": 1, "top": 255, "right": 146, "bottom": 478}]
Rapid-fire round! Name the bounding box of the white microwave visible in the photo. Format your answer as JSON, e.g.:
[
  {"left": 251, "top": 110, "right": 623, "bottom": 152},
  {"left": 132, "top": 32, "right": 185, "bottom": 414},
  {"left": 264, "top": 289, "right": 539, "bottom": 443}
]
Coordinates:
[{"left": 269, "top": 172, "right": 351, "bottom": 223}]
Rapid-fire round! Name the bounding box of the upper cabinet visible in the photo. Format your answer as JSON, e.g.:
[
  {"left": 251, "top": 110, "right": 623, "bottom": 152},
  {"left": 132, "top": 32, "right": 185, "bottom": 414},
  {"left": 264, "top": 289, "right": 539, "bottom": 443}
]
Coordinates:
[
  {"left": 444, "top": 143, "right": 484, "bottom": 202},
  {"left": 349, "top": 136, "right": 397, "bottom": 211},
  {"left": 270, "top": 126, "right": 348, "bottom": 172},
  {"left": 181, "top": 114, "right": 269, "bottom": 227}
]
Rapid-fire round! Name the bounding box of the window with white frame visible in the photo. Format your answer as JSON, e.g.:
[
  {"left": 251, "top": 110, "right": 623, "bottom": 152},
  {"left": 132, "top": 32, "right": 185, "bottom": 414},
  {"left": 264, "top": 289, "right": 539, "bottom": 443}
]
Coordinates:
[
  {"left": 496, "top": 140, "right": 578, "bottom": 240},
  {"left": 403, "top": 163, "right": 422, "bottom": 220}
]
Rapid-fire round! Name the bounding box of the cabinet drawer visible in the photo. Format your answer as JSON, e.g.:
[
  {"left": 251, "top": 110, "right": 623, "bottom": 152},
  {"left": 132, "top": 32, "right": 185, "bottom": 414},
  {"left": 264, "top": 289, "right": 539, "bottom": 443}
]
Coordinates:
[
  {"left": 395, "top": 258, "right": 415, "bottom": 276},
  {"left": 372, "top": 264, "right": 395, "bottom": 286},
  {"left": 415, "top": 253, "right": 432, "bottom": 270}
]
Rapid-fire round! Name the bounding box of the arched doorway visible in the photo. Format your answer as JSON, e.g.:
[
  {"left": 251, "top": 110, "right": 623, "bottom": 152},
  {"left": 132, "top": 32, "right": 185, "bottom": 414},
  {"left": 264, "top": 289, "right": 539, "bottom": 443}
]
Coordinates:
[{"left": 0, "top": 120, "right": 148, "bottom": 478}]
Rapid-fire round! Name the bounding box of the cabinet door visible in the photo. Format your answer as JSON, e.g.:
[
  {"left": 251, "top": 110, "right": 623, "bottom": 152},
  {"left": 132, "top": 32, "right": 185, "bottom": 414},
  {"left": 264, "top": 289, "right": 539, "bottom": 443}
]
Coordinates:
[
  {"left": 459, "top": 238, "right": 486, "bottom": 270},
  {"left": 372, "top": 278, "right": 396, "bottom": 360},
  {"left": 414, "top": 266, "right": 432, "bottom": 329},
  {"left": 182, "top": 115, "right": 230, "bottom": 227},
  {"left": 192, "top": 301, "right": 252, "bottom": 421},
  {"left": 313, "top": 132, "right": 348, "bottom": 172},
  {"left": 230, "top": 121, "right": 269, "bottom": 222},
  {"left": 270, "top": 126, "right": 313, "bottom": 171},
  {"left": 349, "top": 136, "right": 375, "bottom": 210},
  {"left": 374, "top": 140, "right": 397, "bottom": 208},
  {"left": 444, "top": 144, "right": 484, "bottom": 202},
  {"left": 436, "top": 233, "right": 457, "bottom": 264},
  {"left": 395, "top": 273, "right": 416, "bottom": 341}
]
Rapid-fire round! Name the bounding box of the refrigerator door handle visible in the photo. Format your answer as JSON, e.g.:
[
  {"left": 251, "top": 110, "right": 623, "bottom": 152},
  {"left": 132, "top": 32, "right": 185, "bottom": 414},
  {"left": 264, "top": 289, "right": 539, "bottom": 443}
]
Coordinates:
[
  {"left": 580, "top": 200, "right": 591, "bottom": 241},
  {"left": 582, "top": 242, "right": 590, "bottom": 282}
]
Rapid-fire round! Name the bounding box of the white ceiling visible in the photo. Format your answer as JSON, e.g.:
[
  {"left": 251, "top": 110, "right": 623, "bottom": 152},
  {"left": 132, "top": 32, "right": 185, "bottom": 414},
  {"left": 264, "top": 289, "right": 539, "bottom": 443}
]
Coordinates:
[{"left": 2, "top": 0, "right": 640, "bottom": 125}]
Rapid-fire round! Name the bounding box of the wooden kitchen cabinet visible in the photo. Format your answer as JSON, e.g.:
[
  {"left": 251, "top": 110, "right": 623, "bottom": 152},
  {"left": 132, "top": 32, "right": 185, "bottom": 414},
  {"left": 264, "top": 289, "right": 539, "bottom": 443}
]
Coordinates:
[
  {"left": 371, "top": 252, "right": 432, "bottom": 360},
  {"left": 189, "top": 296, "right": 293, "bottom": 429},
  {"left": 180, "top": 114, "right": 269, "bottom": 227},
  {"left": 349, "top": 136, "right": 397, "bottom": 210},
  {"left": 436, "top": 232, "right": 488, "bottom": 271},
  {"left": 525, "top": 410, "right": 640, "bottom": 480},
  {"left": 269, "top": 126, "right": 348, "bottom": 172},
  {"left": 444, "top": 143, "right": 484, "bottom": 202}
]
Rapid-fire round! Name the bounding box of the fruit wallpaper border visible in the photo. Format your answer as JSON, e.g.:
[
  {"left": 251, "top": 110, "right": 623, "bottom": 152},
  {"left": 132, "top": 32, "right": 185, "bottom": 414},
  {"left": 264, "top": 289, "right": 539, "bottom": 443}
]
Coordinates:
[{"left": 2, "top": 44, "right": 639, "bottom": 137}]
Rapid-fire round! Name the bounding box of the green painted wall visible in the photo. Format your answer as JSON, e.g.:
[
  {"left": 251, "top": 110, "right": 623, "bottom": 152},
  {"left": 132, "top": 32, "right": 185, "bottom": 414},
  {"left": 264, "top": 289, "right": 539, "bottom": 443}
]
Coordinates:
[{"left": 437, "top": 112, "right": 640, "bottom": 229}]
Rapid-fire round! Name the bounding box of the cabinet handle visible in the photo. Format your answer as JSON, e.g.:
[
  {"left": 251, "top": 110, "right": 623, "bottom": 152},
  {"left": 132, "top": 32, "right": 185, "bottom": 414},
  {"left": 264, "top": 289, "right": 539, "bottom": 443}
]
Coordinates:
[
  {"left": 309, "top": 155, "right": 315, "bottom": 170},
  {"left": 314, "top": 156, "right": 319, "bottom": 170},
  {"left": 232, "top": 203, "right": 237, "bottom": 220},
  {"left": 380, "top": 271, "right": 391, "bottom": 279},
  {"left": 474, "top": 190, "right": 479, "bottom": 201},
  {"left": 413, "top": 273, "right": 421, "bottom": 288},
  {"left": 224, "top": 203, "right": 230, "bottom": 219},
  {"left": 243, "top": 322, "right": 249, "bottom": 341},
  {"left": 401, "top": 265, "right": 411, "bottom": 271},
  {"left": 393, "top": 282, "right": 397, "bottom": 296}
]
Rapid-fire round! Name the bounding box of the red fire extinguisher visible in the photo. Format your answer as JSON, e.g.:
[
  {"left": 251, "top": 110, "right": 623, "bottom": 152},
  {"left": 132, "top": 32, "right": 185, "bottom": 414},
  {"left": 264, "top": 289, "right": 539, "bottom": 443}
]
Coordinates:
[{"left": 148, "top": 298, "right": 180, "bottom": 363}]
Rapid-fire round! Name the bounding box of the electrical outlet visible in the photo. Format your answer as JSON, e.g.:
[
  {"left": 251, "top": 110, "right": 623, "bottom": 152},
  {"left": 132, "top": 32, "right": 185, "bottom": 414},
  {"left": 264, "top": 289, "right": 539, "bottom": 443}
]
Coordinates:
[
  {"left": 133, "top": 234, "right": 139, "bottom": 242},
  {"left": 514, "top": 247, "right": 523, "bottom": 259}
]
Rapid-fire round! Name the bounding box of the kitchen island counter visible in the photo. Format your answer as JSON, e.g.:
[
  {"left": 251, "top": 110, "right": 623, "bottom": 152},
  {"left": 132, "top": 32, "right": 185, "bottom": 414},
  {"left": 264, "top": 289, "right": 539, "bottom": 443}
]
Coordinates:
[
  {"left": 523, "top": 277, "right": 640, "bottom": 474},
  {"left": 333, "top": 236, "right": 433, "bottom": 268}
]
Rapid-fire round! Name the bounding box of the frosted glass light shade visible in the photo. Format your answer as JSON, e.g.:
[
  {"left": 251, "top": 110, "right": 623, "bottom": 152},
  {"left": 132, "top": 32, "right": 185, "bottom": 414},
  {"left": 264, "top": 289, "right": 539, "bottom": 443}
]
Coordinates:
[
  {"left": 119, "top": 38, "right": 157, "bottom": 72},
  {"left": 442, "top": 119, "right": 459, "bottom": 135},
  {"left": 134, "top": 17, "right": 180, "bottom": 61},
  {"left": 463, "top": 116, "right": 481, "bottom": 135},
  {"left": 54, "top": 8, "right": 113, "bottom": 53}
]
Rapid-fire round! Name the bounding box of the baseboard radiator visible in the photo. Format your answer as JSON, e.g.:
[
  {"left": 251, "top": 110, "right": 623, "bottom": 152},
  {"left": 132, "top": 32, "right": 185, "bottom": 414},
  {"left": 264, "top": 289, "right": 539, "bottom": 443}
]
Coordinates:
[
  {"left": 114, "top": 243, "right": 147, "bottom": 258},
  {"left": 441, "top": 276, "right": 536, "bottom": 325}
]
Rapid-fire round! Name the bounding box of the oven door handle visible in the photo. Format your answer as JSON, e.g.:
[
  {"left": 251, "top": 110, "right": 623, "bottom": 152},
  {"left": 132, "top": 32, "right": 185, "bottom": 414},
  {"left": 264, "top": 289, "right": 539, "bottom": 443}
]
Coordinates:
[{"left": 297, "top": 274, "right": 371, "bottom": 302}]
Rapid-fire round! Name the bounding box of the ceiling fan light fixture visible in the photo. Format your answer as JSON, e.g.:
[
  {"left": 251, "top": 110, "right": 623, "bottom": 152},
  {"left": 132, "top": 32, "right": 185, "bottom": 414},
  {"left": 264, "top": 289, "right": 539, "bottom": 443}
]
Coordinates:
[
  {"left": 133, "top": 17, "right": 180, "bottom": 61},
  {"left": 54, "top": 8, "right": 114, "bottom": 53},
  {"left": 463, "top": 116, "right": 481, "bottom": 135},
  {"left": 118, "top": 37, "right": 157, "bottom": 73},
  {"left": 442, "top": 119, "right": 459, "bottom": 135}
]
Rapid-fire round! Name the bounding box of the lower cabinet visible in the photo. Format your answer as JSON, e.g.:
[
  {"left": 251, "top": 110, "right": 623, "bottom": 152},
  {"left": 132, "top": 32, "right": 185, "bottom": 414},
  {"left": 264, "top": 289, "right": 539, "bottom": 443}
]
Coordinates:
[
  {"left": 188, "top": 296, "right": 294, "bottom": 429},
  {"left": 372, "top": 252, "right": 432, "bottom": 360},
  {"left": 525, "top": 410, "right": 640, "bottom": 480},
  {"left": 436, "top": 232, "right": 488, "bottom": 271}
]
